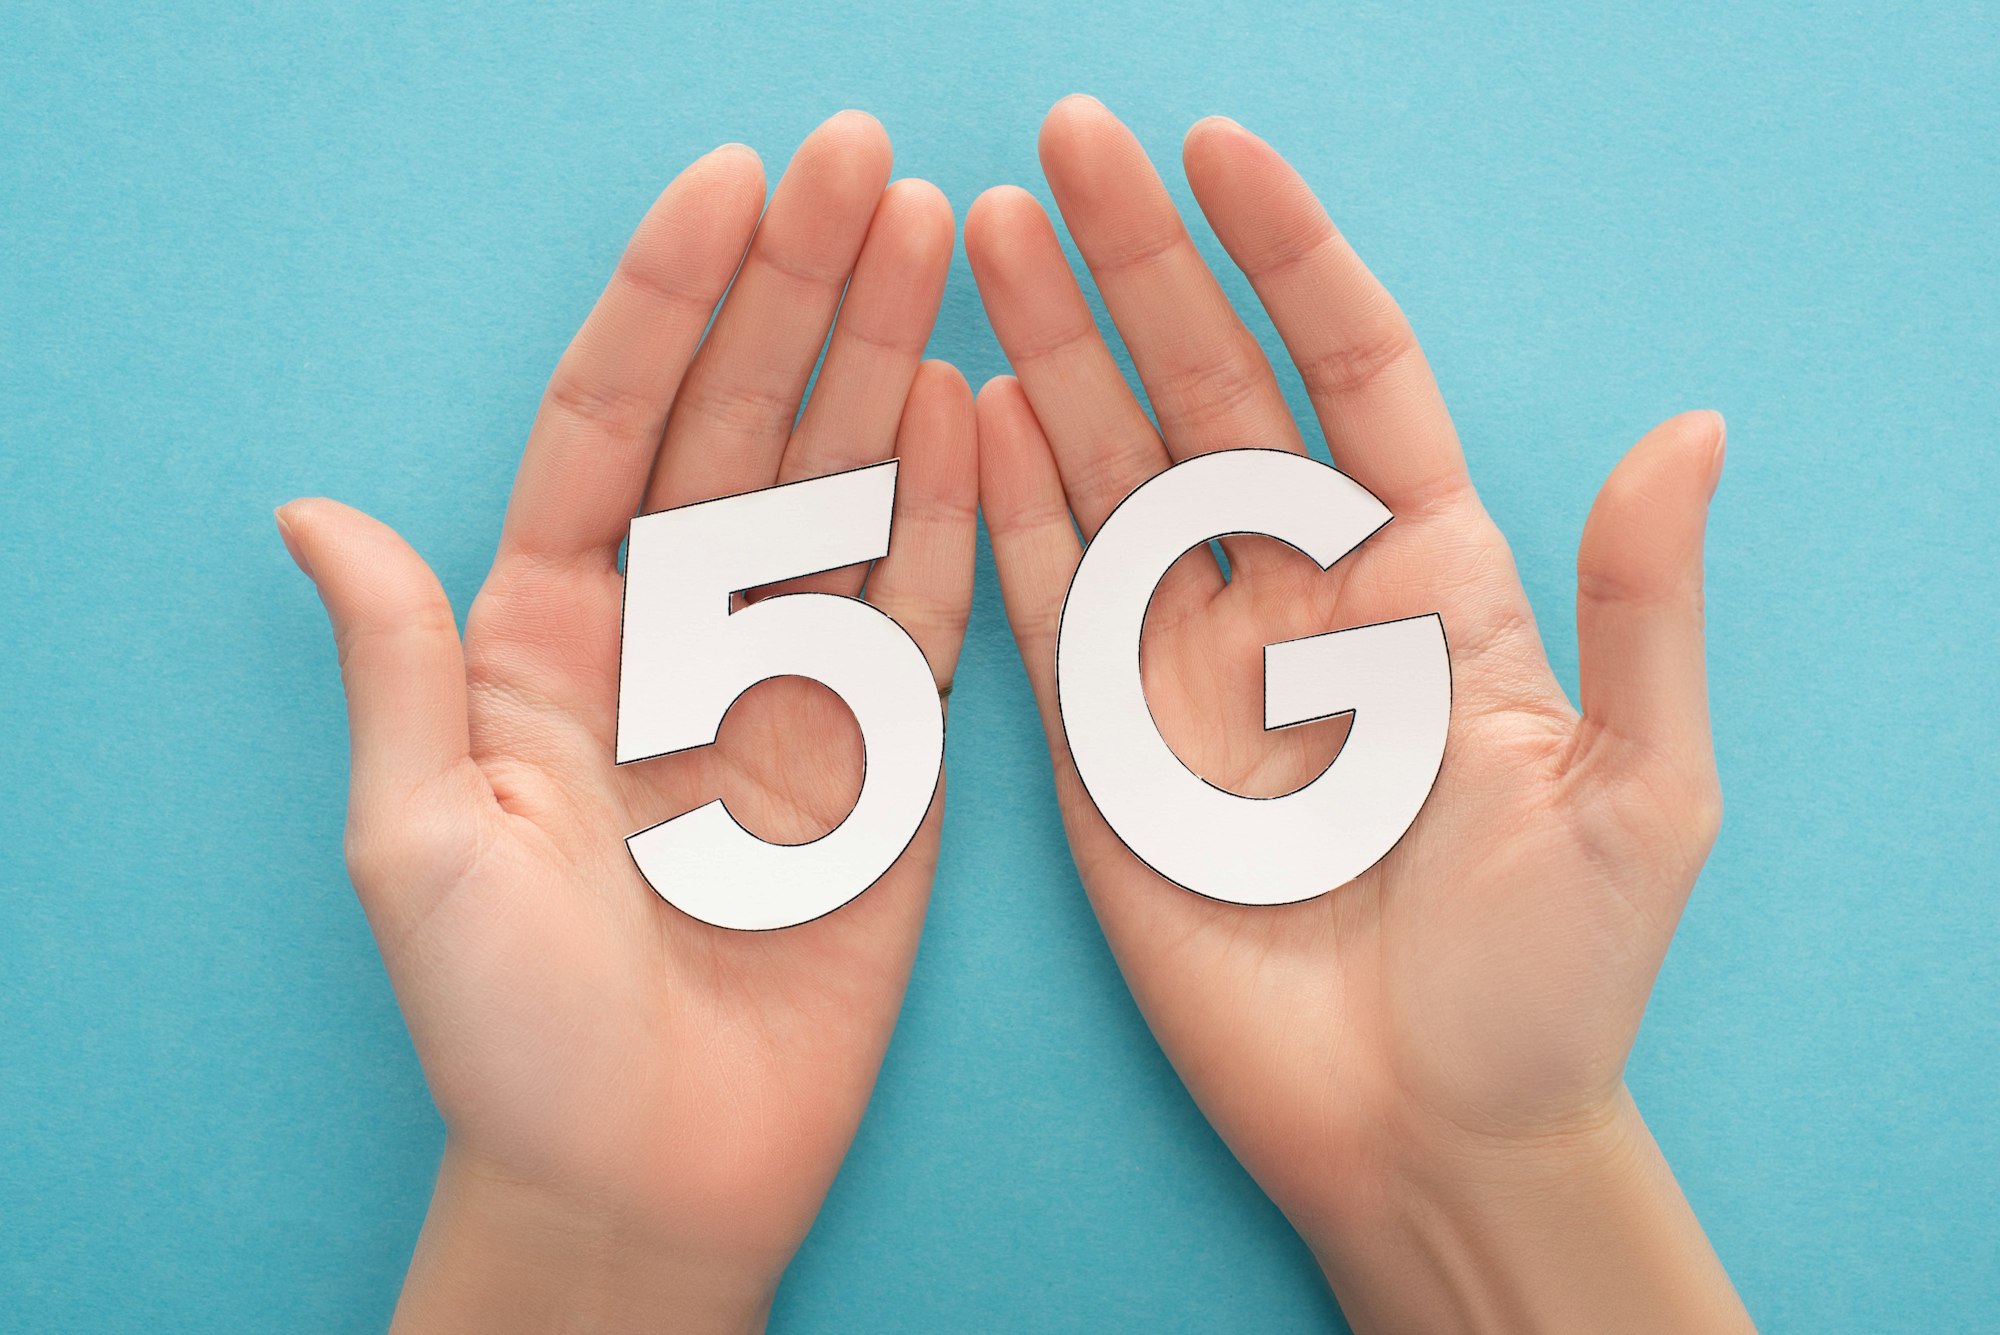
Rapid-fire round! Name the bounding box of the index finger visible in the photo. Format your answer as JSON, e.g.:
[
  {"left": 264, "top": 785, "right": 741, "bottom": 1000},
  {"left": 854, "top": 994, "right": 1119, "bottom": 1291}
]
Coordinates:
[
  {"left": 1182, "top": 117, "right": 1472, "bottom": 518},
  {"left": 498, "top": 145, "right": 766, "bottom": 570}
]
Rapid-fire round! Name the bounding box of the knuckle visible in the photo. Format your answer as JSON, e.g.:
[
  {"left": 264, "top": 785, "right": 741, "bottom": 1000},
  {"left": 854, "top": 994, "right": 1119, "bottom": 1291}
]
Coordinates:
[
  {"left": 542, "top": 367, "right": 661, "bottom": 439},
  {"left": 747, "top": 230, "right": 856, "bottom": 290},
  {"left": 1012, "top": 599, "right": 1066, "bottom": 654},
  {"left": 1006, "top": 316, "right": 1098, "bottom": 367},
  {"left": 341, "top": 813, "right": 418, "bottom": 893},
  {"left": 1687, "top": 767, "right": 1725, "bottom": 851},
  {"left": 1616, "top": 754, "right": 1724, "bottom": 871},
  {"left": 608, "top": 249, "right": 710, "bottom": 316},
  {"left": 343, "top": 779, "right": 487, "bottom": 900},
  {"left": 677, "top": 375, "right": 796, "bottom": 441},
  {"left": 1070, "top": 434, "right": 1161, "bottom": 512},
  {"left": 1294, "top": 317, "right": 1419, "bottom": 401},
  {"left": 1093, "top": 222, "right": 1186, "bottom": 278},
  {"left": 1148, "top": 355, "right": 1267, "bottom": 437},
  {"left": 1243, "top": 217, "right": 1338, "bottom": 280}
]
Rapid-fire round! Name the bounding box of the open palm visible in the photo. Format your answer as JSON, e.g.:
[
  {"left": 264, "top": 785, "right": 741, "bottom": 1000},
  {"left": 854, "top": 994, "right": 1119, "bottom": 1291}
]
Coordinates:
[
  {"left": 969, "top": 95, "right": 1729, "bottom": 1280},
  {"left": 278, "top": 112, "right": 973, "bottom": 1321}
]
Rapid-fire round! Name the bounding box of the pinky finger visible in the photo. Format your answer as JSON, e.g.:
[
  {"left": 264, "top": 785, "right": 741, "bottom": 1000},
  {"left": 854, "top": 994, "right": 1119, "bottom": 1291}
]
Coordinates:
[
  {"left": 974, "top": 374, "right": 1082, "bottom": 733},
  {"left": 866, "top": 361, "right": 980, "bottom": 691}
]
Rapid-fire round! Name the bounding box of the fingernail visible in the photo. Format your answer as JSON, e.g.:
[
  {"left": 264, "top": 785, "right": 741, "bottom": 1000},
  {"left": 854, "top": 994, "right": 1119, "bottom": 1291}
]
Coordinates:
[
  {"left": 709, "top": 141, "right": 759, "bottom": 164},
  {"left": 274, "top": 505, "right": 312, "bottom": 580},
  {"left": 1699, "top": 411, "right": 1727, "bottom": 496}
]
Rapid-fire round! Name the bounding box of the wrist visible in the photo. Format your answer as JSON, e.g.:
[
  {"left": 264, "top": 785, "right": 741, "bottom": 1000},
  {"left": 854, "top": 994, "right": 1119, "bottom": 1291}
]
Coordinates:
[
  {"left": 1303, "top": 1088, "right": 1752, "bottom": 1334},
  {"left": 391, "top": 1140, "right": 785, "bottom": 1335}
]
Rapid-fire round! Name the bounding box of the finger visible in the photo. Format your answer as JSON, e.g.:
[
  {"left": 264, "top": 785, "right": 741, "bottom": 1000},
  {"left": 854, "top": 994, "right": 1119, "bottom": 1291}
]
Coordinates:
[
  {"left": 754, "top": 179, "right": 955, "bottom": 602},
  {"left": 1038, "top": 96, "right": 1307, "bottom": 580},
  {"left": 1038, "top": 98, "right": 1302, "bottom": 461},
  {"left": 965, "top": 185, "right": 1221, "bottom": 601},
  {"left": 964, "top": 191, "right": 1169, "bottom": 528},
  {"left": 1576, "top": 411, "right": 1725, "bottom": 777},
  {"left": 645, "top": 110, "right": 893, "bottom": 513},
  {"left": 973, "top": 376, "right": 1229, "bottom": 981},
  {"left": 499, "top": 144, "right": 766, "bottom": 569},
  {"left": 864, "top": 362, "right": 978, "bottom": 688},
  {"left": 974, "top": 375, "right": 1082, "bottom": 727},
  {"left": 276, "top": 499, "right": 492, "bottom": 915},
  {"left": 1182, "top": 116, "right": 1472, "bottom": 517}
]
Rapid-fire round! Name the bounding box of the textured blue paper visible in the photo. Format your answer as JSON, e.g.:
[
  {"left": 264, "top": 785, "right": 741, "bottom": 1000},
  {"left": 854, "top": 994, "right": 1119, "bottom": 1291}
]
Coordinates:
[{"left": 2, "top": 3, "right": 1995, "bottom": 1330}]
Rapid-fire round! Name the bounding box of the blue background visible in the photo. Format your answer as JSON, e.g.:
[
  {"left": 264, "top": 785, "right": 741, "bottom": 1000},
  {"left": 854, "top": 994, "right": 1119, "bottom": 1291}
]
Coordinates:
[{"left": 3, "top": 3, "right": 1995, "bottom": 1330}]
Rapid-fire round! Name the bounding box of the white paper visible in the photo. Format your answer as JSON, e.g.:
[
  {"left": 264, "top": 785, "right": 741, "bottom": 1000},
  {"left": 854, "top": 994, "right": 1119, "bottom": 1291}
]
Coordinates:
[
  {"left": 616, "top": 460, "right": 944, "bottom": 930},
  {"left": 1056, "top": 449, "right": 1450, "bottom": 905}
]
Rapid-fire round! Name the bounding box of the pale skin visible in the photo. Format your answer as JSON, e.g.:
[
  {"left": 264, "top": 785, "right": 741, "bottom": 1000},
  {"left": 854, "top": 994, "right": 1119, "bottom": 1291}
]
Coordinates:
[
  {"left": 280, "top": 101, "right": 1752, "bottom": 1331},
  {"left": 278, "top": 112, "right": 975, "bottom": 1331},
  {"left": 968, "top": 97, "right": 1753, "bottom": 1331}
]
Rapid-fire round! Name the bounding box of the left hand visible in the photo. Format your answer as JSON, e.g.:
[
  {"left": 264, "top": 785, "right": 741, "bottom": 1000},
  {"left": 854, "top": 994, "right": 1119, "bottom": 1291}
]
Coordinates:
[{"left": 967, "top": 96, "right": 1747, "bottom": 1332}]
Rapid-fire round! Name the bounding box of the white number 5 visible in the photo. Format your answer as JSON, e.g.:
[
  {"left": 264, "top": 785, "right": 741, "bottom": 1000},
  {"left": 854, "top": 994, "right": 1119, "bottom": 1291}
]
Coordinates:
[{"left": 616, "top": 460, "right": 943, "bottom": 931}]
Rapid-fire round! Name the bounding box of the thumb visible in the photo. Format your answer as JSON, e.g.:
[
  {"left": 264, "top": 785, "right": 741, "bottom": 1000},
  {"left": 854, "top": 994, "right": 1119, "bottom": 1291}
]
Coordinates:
[
  {"left": 277, "top": 498, "right": 481, "bottom": 903},
  {"left": 1575, "top": 411, "right": 1725, "bottom": 789}
]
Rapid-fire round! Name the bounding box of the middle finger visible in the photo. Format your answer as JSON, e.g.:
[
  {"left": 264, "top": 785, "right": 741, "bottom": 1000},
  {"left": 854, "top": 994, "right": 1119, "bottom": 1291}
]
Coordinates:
[
  {"left": 1038, "top": 96, "right": 1308, "bottom": 577},
  {"left": 965, "top": 185, "right": 1224, "bottom": 603},
  {"left": 644, "top": 110, "right": 893, "bottom": 513}
]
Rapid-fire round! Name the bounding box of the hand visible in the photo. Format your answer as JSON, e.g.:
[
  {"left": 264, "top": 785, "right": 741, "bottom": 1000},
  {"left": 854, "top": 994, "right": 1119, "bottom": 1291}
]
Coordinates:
[
  {"left": 277, "top": 112, "right": 973, "bottom": 1333},
  {"left": 969, "top": 96, "right": 1751, "bottom": 1331}
]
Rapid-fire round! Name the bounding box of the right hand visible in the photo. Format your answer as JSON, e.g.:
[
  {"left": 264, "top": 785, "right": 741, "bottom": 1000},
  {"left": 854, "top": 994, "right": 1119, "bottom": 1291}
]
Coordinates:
[{"left": 279, "top": 111, "right": 975, "bottom": 1332}]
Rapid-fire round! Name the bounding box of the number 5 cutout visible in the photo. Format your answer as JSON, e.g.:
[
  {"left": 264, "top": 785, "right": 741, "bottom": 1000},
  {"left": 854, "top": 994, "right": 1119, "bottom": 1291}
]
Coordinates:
[
  {"left": 616, "top": 460, "right": 943, "bottom": 931},
  {"left": 1057, "top": 448, "right": 1451, "bottom": 905}
]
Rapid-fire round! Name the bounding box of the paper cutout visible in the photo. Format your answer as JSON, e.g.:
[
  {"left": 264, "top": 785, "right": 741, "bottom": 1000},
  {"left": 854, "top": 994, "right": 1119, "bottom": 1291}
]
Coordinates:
[
  {"left": 616, "top": 460, "right": 943, "bottom": 930},
  {"left": 1056, "top": 449, "right": 1450, "bottom": 905}
]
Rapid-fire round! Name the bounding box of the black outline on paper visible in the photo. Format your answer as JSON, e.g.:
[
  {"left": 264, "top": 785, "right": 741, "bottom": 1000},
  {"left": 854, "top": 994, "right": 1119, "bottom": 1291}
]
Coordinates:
[
  {"left": 1052, "top": 447, "right": 1454, "bottom": 907},
  {"left": 612, "top": 457, "right": 946, "bottom": 932}
]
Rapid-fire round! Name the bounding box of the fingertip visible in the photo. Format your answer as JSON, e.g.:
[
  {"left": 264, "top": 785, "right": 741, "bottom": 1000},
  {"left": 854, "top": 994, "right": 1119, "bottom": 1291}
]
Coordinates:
[
  {"left": 912, "top": 357, "right": 973, "bottom": 403},
  {"left": 1638, "top": 409, "right": 1729, "bottom": 501},
  {"left": 1662, "top": 407, "right": 1725, "bottom": 444},
  {"left": 812, "top": 107, "right": 893, "bottom": 172},
  {"left": 1038, "top": 93, "right": 1138, "bottom": 186},
  {"left": 1043, "top": 92, "right": 1109, "bottom": 130},
  {"left": 272, "top": 498, "right": 434, "bottom": 594},
  {"left": 1184, "top": 113, "right": 1247, "bottom": 153},
  {"left": 272, "top": 495, "right": 355, "bottom": 552},
  {"left": 687, "top": 140, "right": 767, "bottom": 202},
  {"left": 904, "top": 360, "right": 976, "bottom": 449},
  {"left": 886, "top": 175, "right": 952, "bottom": 219},
  {"left": 769, "top": 110, "right": 893, "bottom": 225},
  {"left": 880, "top": 177, "right": 957, "bottom": 263},
  {"left": 973, "top": 377, "right": 1055, "bottom": 490},
  {"left": 705, "top": 140, "right": 762, "bottom": 170},
  {"left": 1183, "top": 112, "right": 1261, "bottom": 176},
  {"left": 274, "top": 494, "right": 371, "bottom": 531},
  {"left": 658, "top": 146, "right": 766, "bottom": 256},
  {"left": 822, "top": 107, "right": 888, "bottom": 141},
  {"left": 1183, "top": 117, "right": 1293, "bottom": 209},
  {"left": 964, "top": 185, "right": 1047, "bottom": 264},
  {"left": 1684, "top": 408, "right": 1727, "bottom": 493},
  {"left": 1581, "top": 414, "right": 1725, "bottom": 602},
  {"left": 974, "top": 372, "right": 1025, "bottom": 414},
  {"left": 274, "top": 503, "right": 311, "bottom": 579},
  {"left": 898, "top": 363, "right": 978, "bottom": 511}
]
